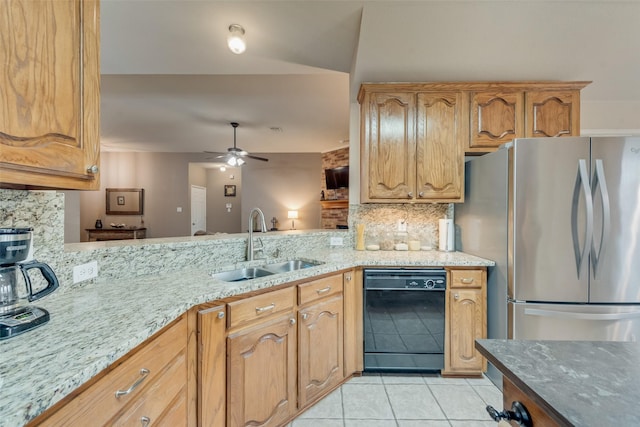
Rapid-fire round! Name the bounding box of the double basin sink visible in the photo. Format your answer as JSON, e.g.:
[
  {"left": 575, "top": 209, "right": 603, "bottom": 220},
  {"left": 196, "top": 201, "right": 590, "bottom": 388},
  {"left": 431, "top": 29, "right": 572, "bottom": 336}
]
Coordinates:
[{"left": 212, "top": 259, "right": 323, "bottom": 282}]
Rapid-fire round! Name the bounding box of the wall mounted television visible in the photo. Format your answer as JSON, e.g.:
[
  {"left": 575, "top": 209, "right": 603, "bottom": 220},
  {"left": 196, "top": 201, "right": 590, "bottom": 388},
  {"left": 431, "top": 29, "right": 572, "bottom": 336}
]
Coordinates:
[{"left": 325, "top": 166, "right": 349, "bottom": 189}]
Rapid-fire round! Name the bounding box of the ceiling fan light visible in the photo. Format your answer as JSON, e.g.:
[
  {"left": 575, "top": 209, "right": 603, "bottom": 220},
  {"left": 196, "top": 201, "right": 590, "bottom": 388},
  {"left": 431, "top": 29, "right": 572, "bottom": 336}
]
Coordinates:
[
  {"left": 227, "top": 24, "right": 246, "bottom": 54},
  {"left": 237, "top": 157, "right": 246, "bottom": 166},
  {"left": 227, "top": 156, "right": 238, "bottom": 166}
]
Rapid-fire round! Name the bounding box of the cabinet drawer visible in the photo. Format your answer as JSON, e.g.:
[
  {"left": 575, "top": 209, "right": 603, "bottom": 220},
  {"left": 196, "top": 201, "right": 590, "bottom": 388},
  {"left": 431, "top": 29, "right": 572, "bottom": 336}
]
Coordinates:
[
  {"left": 39, "top": 317, "right": 187, "bottom": 427},
  {"left": 298, "top": 274, "right": 343, "bottom": 306},
  {"left": 228, "top": 286, "right": 296, "bottom": 329},
  {"left": 450, "top": 269, "right": 484, "bottom": 289},
  {"left": 112, "top": 350, "right": 187, "bottom": 426}
]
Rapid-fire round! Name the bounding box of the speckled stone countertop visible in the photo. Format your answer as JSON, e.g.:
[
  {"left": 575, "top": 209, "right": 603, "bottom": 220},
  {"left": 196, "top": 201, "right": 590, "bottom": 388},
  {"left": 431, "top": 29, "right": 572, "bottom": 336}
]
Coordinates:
[
  {"left": 0, "top": 249, "right": 492, "bottom": 427},
  {"left": 476, "top": 339, "right": 640, "bottom": 426}
]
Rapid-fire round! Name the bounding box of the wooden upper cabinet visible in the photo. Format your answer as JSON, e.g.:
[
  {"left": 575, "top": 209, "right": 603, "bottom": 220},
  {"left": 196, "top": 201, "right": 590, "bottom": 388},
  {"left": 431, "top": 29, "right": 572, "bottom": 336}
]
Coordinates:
[
  {"left": 466, "top": 82, "right": 588, "bottom": 153},
  {"left": 470, "top": 91, "right": 524, "bottom": 151},
  {"left": 416, "top": 91, "right": 465, "bottom": 202},
  {"left": 359, "top": 84, "right": 465, "bottom": 203},
  {"left": 525, "top": 90, "right": 581, "bottom": 138},
  {"left": 0, "top": 0, "right": 100, "bottom": 190},
  {"left": 361, "top": 91, "right": 416, "bottom": 201}
]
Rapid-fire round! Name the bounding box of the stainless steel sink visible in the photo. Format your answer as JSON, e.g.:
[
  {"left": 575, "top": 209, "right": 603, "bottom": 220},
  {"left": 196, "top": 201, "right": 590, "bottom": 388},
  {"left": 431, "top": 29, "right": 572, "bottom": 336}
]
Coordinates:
[
  {"left": 212, "top": 267, "right": 274, "bottom": 282},
  {"left": 262, "top": 259, "right": 323, "bottom": 274}
]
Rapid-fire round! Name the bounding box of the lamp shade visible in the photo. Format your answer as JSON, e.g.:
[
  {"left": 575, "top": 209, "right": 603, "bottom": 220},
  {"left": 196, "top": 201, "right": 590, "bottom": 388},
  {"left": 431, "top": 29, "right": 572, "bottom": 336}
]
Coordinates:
[{"left": 287, "top": 210, "right": 299, "bottom": 219}]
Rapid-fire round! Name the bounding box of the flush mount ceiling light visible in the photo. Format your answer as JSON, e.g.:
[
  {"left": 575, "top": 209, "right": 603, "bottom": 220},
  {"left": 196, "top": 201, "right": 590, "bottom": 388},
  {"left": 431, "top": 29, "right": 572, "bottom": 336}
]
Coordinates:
[{"left": 227, "top": 24, "right": 246, "bottom": 54}]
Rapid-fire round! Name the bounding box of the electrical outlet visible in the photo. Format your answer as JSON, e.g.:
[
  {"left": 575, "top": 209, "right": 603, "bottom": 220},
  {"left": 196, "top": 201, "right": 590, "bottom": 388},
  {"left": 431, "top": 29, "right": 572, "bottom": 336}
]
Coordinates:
[
  {"left": 73, "top": 261, "right": 98, "bottom": 283},
  {"left": 397, "top": 219, "right": 407, "bottom": 232},
  {"left": 330, "top": 237, "right": 344, "bottom": 246}
]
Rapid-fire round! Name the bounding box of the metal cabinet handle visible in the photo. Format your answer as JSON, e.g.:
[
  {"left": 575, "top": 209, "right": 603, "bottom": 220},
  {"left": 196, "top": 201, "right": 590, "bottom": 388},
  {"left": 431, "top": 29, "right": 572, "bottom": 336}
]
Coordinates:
[
  {"left": 316, "top": 286, "right": 331, "bottom": 295},
  {"left": 454, "top": 293, "right": 460, "bottom": 300},
  {"left": 460, "top": 278, "right": 474, "bottom": 284},
  {"left": 408, "top": 192, "right": 413, "bottom": 197},
  {"left": 290, "top": 318, "right": 296, "bottom": 325},
  {"left": 217, "top": 311, "right": 225, "bottom": 319},
  {"left": 140, "top": 416, "right": 151, "bottom": 427},
  {"left": 345, "top": 274, "right": 351, "bottom": 281},
  {"left": 419, "top": 191, "right": 424, "bottom": 198},
  {"left": 256, "top": 303, "right": 275, "bottom": 314},
  {"left": 87, "top": 165, "right": 99, "bottom": 174},
  {"left": 302, "top": 313, "right": 309, "bottom": 320},
  {"left": 115, "top": 368, "right": 149, "bottom": 398}
]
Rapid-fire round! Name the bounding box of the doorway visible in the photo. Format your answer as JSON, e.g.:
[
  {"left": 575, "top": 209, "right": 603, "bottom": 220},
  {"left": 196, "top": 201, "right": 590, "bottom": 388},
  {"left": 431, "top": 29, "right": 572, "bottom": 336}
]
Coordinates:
[{"left": 191, "top": 185, "right": 206, "bottom": 235}]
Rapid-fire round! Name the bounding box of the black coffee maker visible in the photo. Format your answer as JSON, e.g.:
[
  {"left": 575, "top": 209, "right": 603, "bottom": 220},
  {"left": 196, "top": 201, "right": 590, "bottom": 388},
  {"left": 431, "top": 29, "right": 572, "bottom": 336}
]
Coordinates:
[{"left": 0, "top": 228, "right": 59, "bottom": 339}]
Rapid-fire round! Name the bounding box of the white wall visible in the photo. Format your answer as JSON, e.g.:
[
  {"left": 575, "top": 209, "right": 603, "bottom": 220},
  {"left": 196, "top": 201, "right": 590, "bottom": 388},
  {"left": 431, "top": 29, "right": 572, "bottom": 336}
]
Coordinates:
[
  {"left": 241, "top": 153, "right": 322, "bottom": 231},
  {"left": 205, "top": 166, "right": 242, "bottom": 233},
  {"left": 70, "top": 151, "right": 321, "bottom": 241}
]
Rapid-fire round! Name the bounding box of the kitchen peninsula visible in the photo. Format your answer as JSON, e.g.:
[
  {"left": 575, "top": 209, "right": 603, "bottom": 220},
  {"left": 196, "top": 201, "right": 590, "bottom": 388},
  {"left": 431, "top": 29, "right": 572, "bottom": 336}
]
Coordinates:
[
  {"left": 0, "top": 230, "right": 493, "bottom": 427},
  {"left": 476, "top": 339, "right": 640, "bottom": 426}
]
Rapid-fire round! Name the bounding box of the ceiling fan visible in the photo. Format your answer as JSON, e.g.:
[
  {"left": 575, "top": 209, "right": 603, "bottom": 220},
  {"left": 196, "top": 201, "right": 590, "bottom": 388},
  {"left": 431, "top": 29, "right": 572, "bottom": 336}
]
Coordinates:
[{"left": 205, "top": 122, "right": 269, "bottom": 166}]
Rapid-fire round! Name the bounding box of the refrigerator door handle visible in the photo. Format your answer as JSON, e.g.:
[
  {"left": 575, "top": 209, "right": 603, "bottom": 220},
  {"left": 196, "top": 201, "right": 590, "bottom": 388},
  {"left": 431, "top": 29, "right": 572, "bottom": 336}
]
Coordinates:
[
  {"left": 591, "top": 159, "right": 611, "bottom": 278},
  {"left": 571, "top": 159, "right": 593, "bottom": 279},
  {"left": 525, "top": 308, "right": 640, "bottom": 321}
]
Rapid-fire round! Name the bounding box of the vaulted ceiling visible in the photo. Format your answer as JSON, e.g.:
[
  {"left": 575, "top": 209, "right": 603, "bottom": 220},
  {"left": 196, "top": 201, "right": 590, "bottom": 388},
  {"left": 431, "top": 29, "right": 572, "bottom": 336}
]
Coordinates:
[{"left": 100, "top": 0, "right": 640, "bottom": 154}]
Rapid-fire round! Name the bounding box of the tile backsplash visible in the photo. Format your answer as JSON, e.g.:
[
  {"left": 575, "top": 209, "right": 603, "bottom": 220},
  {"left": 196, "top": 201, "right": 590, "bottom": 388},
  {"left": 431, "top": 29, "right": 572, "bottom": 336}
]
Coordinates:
[{"left": 349, "top": 203, "right": 452, "bottom": 248}]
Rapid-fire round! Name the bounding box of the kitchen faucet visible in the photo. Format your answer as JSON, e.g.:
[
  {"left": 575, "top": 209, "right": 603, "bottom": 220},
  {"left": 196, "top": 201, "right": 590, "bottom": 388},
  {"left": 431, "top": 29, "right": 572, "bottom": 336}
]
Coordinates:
[{"left": 247, "top": 207, "right": 267, "bottom": 261}]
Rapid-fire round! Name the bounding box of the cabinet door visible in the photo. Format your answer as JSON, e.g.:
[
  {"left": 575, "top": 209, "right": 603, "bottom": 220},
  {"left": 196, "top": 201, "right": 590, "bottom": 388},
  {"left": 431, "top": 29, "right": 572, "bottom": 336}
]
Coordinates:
[
  {"left": 298, "top": 295, "right": 344, "bottom": 408},
  {"left": 198, "top": 305, "right": 227, "bottom": 427},
  {"left": 343, "top": 269, "right": 363, "bottom": 376},
  {"left": 361, "top": 92, "right": 416, "bottom": 201},
  {"left": 470, "top": 91, "right": 524, "bottom": 151},
  {"left": 227, "top": 313, "right": 297, "bottom": 427},
  {"left": 446, "top": 288, "right": 486, "bottom": 373},
  {"left": 525, "top": 90, "right": 581, "bottom": 138},
  {"left": 0, "top": 0, "right": 100, "bottom": 189},
  {"left": 416, "top": 92, "right": 466, "bottom": 202}
]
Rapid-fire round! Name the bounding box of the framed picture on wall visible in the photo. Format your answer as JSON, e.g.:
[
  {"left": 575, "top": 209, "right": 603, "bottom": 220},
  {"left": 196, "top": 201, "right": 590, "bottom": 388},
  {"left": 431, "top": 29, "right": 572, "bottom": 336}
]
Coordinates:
[{"left": 224, "top": 184, "right": 236, "bottom": 197}]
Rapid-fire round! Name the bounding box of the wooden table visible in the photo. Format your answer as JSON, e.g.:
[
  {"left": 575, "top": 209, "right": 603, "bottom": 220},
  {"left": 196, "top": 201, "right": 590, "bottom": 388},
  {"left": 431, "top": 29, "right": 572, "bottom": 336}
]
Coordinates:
[{"left": 86, "top": 228, "right": 146, "bottom": 242}]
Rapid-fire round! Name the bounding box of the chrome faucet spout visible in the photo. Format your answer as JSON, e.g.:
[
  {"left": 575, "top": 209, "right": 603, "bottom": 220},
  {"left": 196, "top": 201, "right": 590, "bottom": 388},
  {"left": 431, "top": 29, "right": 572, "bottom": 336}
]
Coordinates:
[{"left": 247, "top": 207, "right": 267, "bottom": 261}]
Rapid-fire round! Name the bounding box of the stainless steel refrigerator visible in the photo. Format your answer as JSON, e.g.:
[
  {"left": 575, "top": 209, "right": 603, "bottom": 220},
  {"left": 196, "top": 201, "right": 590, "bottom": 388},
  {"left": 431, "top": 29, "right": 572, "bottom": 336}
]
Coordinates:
[{"left": 456, "top": 137, "right": 640, "bottom": 384}]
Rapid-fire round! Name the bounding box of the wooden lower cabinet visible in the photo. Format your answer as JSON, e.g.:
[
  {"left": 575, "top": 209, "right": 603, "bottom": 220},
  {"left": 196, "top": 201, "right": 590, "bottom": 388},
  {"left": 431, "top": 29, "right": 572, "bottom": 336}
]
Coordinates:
[
  {"left": 343, "top": 269, "right": 363, "bottom": 376},
  {"left": 227, "top": 312, "right": 297, "bottom": 427},
  {"left": 30, "top": 316, "right": 188, "bottom": 427},
  {"left": 443, "top": 268, "right": 487, "bottom": 376},
  {"left": 298, "top": 295, "right": 344, "bottom": 408},
  {"left": 502, "top": 377, "right": 559, "bottom": 427},
  {"left": 198, "top": 304, "right": 227, "bottom": 427}
]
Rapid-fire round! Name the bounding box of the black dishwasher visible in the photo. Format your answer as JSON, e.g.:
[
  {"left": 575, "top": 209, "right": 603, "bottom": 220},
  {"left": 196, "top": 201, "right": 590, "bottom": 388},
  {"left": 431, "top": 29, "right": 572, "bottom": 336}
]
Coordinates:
[{"left": 363, "top": 268, "right": 446, "bottom": 372}]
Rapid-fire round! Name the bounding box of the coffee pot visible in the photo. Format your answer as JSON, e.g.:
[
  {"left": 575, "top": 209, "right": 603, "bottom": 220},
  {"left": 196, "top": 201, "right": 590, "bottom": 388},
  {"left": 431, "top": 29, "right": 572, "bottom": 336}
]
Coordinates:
[
  {"left": 0, "top": 228, "right": 59, "bottom": 339},
  {"left": 0, "top": 262, "right": 59, "bottom": 316}
]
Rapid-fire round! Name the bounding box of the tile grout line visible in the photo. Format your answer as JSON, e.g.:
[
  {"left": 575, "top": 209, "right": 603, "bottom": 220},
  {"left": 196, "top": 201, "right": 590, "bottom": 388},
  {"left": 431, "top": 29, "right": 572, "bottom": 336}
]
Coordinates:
[{"left": 381, "top": 379, "right": 401, "bottom": 427}]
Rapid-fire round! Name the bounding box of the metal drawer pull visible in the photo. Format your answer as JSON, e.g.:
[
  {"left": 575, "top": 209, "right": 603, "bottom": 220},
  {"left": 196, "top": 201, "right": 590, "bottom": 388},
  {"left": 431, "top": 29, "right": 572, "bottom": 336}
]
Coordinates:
[
  {"left": 115, "top": 368, "right": 150, "bottom": 398},
  {"left": 454, "top": 293, "right": 460, "bottom": 300},
  {"left": 255, "top": 303, "right": 275, "bottom": 314},
  {"left": 302, "top": 313, "right": 309, "bottom": 320},
  {"left": 140, "top": 416, "right": 151, "bottom": 427},
  {"left": 316, "top": 286, "right": 331, "bottom": 294},
  {"left": 460, "top": 277, "right": 475, "bottom": 284},
  {"left": 217, "top": 311, "right": 225, "bottom": 319},
  {"left": 290, "top": 318, "right": 296, "bottom": 325}
]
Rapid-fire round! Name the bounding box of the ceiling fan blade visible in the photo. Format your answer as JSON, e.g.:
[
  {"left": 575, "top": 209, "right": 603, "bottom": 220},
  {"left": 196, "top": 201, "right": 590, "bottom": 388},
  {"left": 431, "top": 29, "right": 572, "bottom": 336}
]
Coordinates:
[
  {"left": 203, "top": 151, "right": 226, "bottom": 156},
  {"left": 245, "top": 154, "right": 269, "bottom": 162}
]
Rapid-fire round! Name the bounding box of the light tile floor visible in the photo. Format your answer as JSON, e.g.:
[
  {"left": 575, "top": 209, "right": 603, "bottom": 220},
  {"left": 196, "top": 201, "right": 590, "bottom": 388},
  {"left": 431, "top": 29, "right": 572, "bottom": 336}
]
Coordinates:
[{"left": 289, "top": 374, "right": 502, "bottom": 427}]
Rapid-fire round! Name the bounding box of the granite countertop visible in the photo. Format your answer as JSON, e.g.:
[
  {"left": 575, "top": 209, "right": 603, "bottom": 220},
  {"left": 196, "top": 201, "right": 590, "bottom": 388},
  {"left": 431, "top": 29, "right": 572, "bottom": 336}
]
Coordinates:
[
  {"left": 0, "top": 248, "right": 493, "bottom": 427},
  {"left": 476, "top": 339, "right": 640, "bottom": 427}
]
